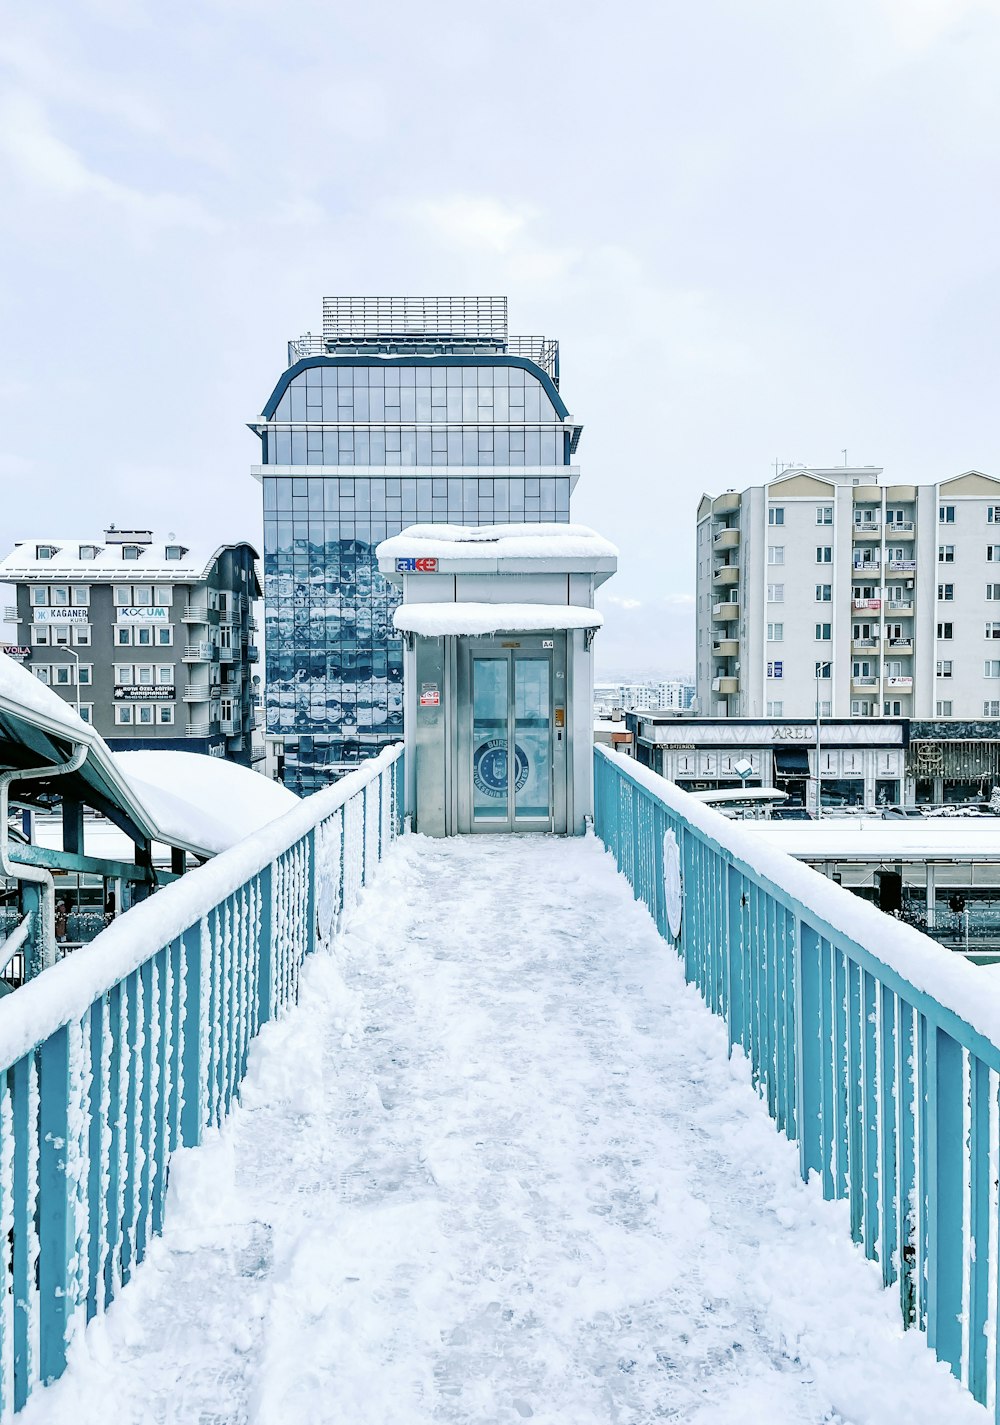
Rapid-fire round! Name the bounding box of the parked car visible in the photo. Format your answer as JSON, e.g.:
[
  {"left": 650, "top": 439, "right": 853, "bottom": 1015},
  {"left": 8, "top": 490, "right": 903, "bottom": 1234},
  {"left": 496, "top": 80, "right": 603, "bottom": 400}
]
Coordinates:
[
  {"left": 881, "top": 806, "right": 925, "bottom": 819},
  {"left": 771, "top": 806, "right": 813, "bottom": 820}
]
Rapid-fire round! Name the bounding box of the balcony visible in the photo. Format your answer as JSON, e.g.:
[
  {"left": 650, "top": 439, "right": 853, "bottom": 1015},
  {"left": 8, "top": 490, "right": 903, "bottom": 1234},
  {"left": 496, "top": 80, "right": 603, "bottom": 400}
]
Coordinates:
[
  {"left": 852, "top": 598, "right": 881, "bottom": 611},
  {"left": 219, "top": 647, "right": 234, "bottom": 663},
  {"left": 186, "top": 720, "right": 211, "bottom": 737},
  {"left": 712, "top": 491, "right": 740, "bottom": 514},
  {"left": 853, "top": 522, "right": 881, "bottom": 539},
  {"left": 183, "top": 642, "right": 215, "bottom": 663},
  {"left": 886, "top": 599, "right": 914, "bottom": 613},
  {"left": 852, "top": 561, "right": 881, "bottom": 573},
  {"left": 247, "top": 645, "right": 259, "bottom": 663},
  {"left": 851, "top": 674, "right": 878, "bottom": 687},
  {"left": 183, "top": 684, "right": 211, "bottom": 703},
  {"left": 852, "top": 637, "right": 878, "bottom": 650},
  {"left": 886, "top": 675, "right": 913, "bottom": 689},
  {"left": 712, "top": 639, "right": 739, "bottom": 657},
  {"left": 712, "top": 527, "right": 740, "bottom": 551},
  {"left": 712, "top": 602, "right": 740, "bottom": 621},
  {"left": 886, "top": 520, "right": 914, "bottom": 535},
  {"left": 888, "top": 558, "right": 916, "bottom": 573},
  {"left": 886, "top": 637, "right": 913, "bottom": 652},
  {"left": 713, "top": 565, "right": 740, "bottom": 586},
  {"left": 711, "top": 676, "right": 739, "bottom": 695}
]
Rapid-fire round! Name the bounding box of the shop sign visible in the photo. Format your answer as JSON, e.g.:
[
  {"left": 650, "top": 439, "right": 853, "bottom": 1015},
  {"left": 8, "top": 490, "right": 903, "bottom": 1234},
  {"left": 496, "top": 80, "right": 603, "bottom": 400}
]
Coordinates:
[
  {"left": 395, "top": 557, "right": 438, "bottom": 573},
  {"left": 2, "top": 646, "right": 30, "bottom": 660},
  {"left": 33, "top": 607, "right": 89, "bottom": 623},
  {"left": 116, "top": 607, "right": 168, "bottom": 623},
  {"left": 114, "top": 684, "right": 176, "bottom": 701}
]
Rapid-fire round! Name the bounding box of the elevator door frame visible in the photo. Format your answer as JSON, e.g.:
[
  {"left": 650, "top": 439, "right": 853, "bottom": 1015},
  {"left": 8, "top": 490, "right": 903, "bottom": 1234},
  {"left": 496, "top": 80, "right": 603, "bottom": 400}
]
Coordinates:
[{"left": 455, "top": 633, "right": 568, "bottom": 835}]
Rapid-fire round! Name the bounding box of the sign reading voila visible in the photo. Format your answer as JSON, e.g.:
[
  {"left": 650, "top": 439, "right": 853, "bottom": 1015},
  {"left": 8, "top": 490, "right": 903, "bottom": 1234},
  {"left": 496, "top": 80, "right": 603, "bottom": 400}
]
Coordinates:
[{"left": 114, "top": 685, "right": 175, "bottom": 701}]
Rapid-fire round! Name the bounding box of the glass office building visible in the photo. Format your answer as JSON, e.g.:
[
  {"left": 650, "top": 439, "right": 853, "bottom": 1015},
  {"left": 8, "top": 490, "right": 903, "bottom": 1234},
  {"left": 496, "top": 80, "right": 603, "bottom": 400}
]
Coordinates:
[{"left": 251, "top": 297, "right": 583, "bottom": 791}]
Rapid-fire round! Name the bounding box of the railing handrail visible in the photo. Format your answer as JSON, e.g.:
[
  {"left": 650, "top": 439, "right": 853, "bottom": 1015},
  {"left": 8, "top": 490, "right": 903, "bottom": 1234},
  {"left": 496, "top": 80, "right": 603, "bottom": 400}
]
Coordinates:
[
  {"left": 595, "top": 747, "right": 1000, "bottom": 1055},
  {"left": 0, "top": 744, "right": 403, "bottom": 1073}
]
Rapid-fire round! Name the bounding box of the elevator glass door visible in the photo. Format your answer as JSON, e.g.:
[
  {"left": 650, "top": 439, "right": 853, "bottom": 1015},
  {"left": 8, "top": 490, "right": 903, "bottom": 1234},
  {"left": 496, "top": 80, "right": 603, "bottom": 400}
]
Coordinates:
[{"left": 470, "top": 651, "right": 554, "bottom": 830}]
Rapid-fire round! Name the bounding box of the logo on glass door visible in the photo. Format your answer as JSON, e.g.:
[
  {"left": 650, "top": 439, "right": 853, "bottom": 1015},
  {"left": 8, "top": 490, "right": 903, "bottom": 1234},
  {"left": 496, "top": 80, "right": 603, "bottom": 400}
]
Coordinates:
[{"left": 473, "top": 739, "right": 529, "bottom": 799}]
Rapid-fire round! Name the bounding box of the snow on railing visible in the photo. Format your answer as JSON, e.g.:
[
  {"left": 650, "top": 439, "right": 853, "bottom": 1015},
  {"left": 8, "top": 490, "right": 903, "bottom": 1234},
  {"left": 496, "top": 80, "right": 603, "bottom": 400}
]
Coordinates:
[
  {"left": 0, "top": 745, "right": 404, "bottom": 1414},
  {"left": 594, "top": 746, "right": 1000, "bottom": 1421}
]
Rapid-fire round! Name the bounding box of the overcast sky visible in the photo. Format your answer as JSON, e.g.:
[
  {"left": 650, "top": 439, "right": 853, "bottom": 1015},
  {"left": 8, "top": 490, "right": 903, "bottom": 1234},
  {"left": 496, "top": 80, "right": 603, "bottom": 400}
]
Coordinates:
[{"left": 2, "top": 0, "right": 1000, "bottom": 676}]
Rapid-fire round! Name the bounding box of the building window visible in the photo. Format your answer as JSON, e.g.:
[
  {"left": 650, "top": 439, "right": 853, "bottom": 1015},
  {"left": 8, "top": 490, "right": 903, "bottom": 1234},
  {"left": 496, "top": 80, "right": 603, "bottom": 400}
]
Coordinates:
[
  {"left": 133, "top": 586, "right": 152, "bottom": 606},
  {"left": 165, "top": 546, "right": 184, "bottom": 560},
  {"left": 815, "top": 584, "right": 832, "bottom": 602},
  {"left": 768, "top": 507, "right": 784, "bottom": 526},
  {"left": 115, "top": 664, "right": 133, "bottom": 683},
  {"left": 987, "top": 661, "right": 1000, "bottom": 678},
  {"left": 986, "top": 701, "right": 1000, "bottom": 716},
  {"left": 767, "top": 583, "right": 784, "bottom": 602},
  {"left": 767, "top": 622, "right": 784, "bottom": 641},
  {"left": 816, "top": 546, "right": 832, "bottom": 563},
  {"left": 71, "top": 625, "right": 91, "bottom": 647},
  {"left": 988, "top": 623, "right": 1000, "bottom": 639},
  {"left": 78, "top": 545, "right": 99, "bottom": 560},
  {"left": 114, "top": 586, "right": 131, "bottom": 606},
  {"left": 815, "top": 661, "right": 832, "bottom": 678},
  {"left": 35, "top": 545, "right": 57, "bottom": 560},
  {"left": 54, "top": 665, "right": 72, "bottom": 686},
  {"left": 154, "top": 586, "right": 173, "bottom": 606},
  {"left": 49, "top": 586, "right": 69, "bottom": 607},
  {"left": 989, "top": 547, "right": 1000, "bottom": 562},
  {"left": 937, "top": 622, "right": 953, "bottom": 639},
  {"left": 936, "top": 660, "right": 953, "bottom": 677},
  {"left": 136, "top": 627, "right": 153, "bottom": 646},
  {"left": 116, "top": 628, "right": 131, "bottom": 646},
  {"left": 30, "top": 587, "right": 48, "bottom": 606},
  {"left": 939, "top": 505, "right": 955, "bottom": 523},
  {"left": 938, "top": 545, "right": 954, "bottom": 563},
  {"left": 766, "top": 700, "right": 783, "bottom": 716},
  {"left": 990, "top": 508, "right": 1000, "bottom": 524},
  {"left": 31, "top": 626, "right": 49, "bottom": 645},
  {"left": 78, "top": 705, "right": 93, "bottom": 724},
  {"left": 939, "top": 583, "right": 955, "bottom": 600},
  {"left": 936, "top": 700, "right": 953, "bottom": 716},
  {"left": 815, "top": 622, "right": 831, "bottom": 639},
  {"left": 159, "top": 705, "right": 174, "bottom": 724},
  {"left": 157, "top": 626, "right": 174, "bottom": 646},
  {"left": 34, "top": 666, "right": 50, "bottom": 684},
  {"left": 115, "top": 705, "right": 133, "bottom": 724},
  {"left": 989, "top": 585, "right": 1000, "bottom": 601},
  {"left": 767, "top": 661, "right": 783, "bottom": 679},
  {"left": 884, "top": 700, "right": 903, "bottom": 716},
  {"left": 816, "top": 506, "right": 833, "bottom": 524},
  {"left": 122, "top": 545, "right": 142, "bottom": 561},
  {"left": 157, "top": 665, "right": 173, "bottom": 684},
  {"left": 767, "top": 545, "right": 784, "bottom": 565},
  {"left": 71, "top": 586, "right": 90, "bottom": 606}
]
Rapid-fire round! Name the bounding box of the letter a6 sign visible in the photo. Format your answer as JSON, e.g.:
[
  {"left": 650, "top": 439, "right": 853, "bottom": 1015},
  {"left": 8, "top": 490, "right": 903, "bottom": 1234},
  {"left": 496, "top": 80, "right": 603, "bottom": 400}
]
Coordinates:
[{"left": 395, "top": 557, "right": 439, "bottom": 573}]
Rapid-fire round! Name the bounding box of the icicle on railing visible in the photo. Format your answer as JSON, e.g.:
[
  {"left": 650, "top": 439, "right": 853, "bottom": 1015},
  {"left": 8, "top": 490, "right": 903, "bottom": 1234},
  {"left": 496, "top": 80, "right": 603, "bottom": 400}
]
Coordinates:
[{"left": 0, "top": 745, "right": 403, "bottom": 1415}]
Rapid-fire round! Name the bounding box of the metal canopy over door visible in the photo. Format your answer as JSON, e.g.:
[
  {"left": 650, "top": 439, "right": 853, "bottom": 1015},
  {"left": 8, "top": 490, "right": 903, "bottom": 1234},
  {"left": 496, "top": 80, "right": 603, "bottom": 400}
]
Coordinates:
[{"left": 457, "top": 635, "right": 567, "bottom": 833}]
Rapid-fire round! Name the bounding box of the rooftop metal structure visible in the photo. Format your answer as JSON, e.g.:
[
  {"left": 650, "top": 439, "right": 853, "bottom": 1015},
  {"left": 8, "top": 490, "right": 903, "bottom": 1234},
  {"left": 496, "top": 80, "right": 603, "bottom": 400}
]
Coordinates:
[{"left": 287, "top": 296, "right": 560, "bottom": 384}]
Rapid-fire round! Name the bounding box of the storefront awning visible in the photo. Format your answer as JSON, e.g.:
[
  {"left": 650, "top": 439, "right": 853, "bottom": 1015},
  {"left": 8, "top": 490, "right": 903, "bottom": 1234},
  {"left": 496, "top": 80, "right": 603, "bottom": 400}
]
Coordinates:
[{"left": 774, "top": 747, "right": 810, "bottom": 774}]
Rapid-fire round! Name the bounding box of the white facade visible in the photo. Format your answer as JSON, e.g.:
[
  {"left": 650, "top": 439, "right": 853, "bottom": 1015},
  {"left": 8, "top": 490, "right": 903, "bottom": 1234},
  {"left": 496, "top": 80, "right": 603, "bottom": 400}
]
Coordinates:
[
  {"left": 696, "top": 468, "right": 1000, "bottom": 721},
  {"left": 593, "top": 678, "right": 695, "bottom": 714}
]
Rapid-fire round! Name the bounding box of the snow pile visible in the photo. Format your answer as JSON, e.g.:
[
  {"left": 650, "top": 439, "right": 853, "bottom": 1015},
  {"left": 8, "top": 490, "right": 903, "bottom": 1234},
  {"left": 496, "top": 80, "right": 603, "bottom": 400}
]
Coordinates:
[
  {"left": 377, "top": 522, "right": 618, "bottom": 563},
  {"left": 20, "top": 834, "right": 987, "bottom": 1425},
  {"left": 393, "top": 602, "right": 603, "bottom": 637},
  {"left": 113, "top": 751, "right": 299, "bottom": 854},
  {"left": 0, "top": 648, "right": 93, "bottom": 738}
]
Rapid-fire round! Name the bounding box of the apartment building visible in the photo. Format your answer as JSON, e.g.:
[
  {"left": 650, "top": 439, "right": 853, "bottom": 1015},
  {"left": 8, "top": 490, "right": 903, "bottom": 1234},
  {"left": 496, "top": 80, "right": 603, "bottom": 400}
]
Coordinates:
[
  {"left": 696, "top": 467, "right": 1000, "bottom": 721},
  {"left": 0, "top": 528, "right": 261, "bottom": 764}
]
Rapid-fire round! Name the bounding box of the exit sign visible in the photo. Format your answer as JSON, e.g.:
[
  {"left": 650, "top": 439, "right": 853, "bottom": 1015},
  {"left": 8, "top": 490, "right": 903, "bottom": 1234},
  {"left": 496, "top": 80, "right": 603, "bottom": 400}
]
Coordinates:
[{"left": 396, "top": 557, "right": 438, "bottom": 573}]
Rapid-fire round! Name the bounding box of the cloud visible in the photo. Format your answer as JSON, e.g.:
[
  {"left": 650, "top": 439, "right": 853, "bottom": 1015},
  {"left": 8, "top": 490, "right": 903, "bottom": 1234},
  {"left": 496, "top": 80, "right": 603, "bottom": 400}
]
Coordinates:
[
  {"left": 403, "top": 196, "right": 532, "bottom": 254},
  {"left": 0, "top": 91, "right": 219, "bottom": 230},
  {"left": 604, "top": 593, "right": 644, "bottom": 611}
]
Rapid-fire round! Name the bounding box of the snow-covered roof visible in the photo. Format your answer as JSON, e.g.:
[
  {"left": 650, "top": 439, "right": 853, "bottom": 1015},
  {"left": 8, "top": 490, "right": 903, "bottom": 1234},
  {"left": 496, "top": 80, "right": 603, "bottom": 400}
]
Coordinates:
[
  {"left": 377, "top": 523, "right": 618, "bottom": 565},
  {"left": 394, "top": 602, "right": 604, "bottom": 637},
  {"left": 0, "top": 650, "right": 296, "bottom": 858},
  {"left": 112, "top": 752, "right": 300, "bottom": 855},
  {"left": 755, "top": 818, "right": 1000, "bottom": 860},
  {"left": 0, "top": 536, "right": 260, "bottom": 582}
]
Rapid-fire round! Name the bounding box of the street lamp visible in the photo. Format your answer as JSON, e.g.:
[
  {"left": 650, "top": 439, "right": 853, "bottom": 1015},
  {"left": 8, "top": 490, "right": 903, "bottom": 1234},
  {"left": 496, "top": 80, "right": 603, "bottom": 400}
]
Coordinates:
[
  {"left": 815, "top": 664, "right": 824, "bottom": 820},
  {"left": 60, "top": 642, "right": 82, "bottom": 716}
]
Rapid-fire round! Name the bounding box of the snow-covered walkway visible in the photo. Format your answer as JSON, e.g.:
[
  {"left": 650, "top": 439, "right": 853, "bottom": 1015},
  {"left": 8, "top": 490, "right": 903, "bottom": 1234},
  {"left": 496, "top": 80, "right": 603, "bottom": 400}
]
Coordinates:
[{"left": 24, "top": 835, "right": 986, "bottom": 1424}]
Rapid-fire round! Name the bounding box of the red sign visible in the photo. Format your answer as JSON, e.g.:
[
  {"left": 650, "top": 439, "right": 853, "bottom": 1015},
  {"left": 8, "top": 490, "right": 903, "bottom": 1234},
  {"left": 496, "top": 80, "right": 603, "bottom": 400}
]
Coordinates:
[
  {"left": 2, "top": 646, "right": 30, "bottom": 660},
  {"left": 395, "top": 557, "right": 439, "bottom": 573},
  {"left": 420, "top": 689, "right": 440, "bottom": 706}
]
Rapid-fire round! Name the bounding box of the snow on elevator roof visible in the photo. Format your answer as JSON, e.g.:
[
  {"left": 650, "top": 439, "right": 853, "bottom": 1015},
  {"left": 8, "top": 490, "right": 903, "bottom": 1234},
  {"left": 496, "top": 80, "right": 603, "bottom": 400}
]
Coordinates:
[
  {"left": 393, "top": 603, "right": 604, "bottom": 637},
  {"left": 377, "top": 523, "right": 619, "bottom": 563}
]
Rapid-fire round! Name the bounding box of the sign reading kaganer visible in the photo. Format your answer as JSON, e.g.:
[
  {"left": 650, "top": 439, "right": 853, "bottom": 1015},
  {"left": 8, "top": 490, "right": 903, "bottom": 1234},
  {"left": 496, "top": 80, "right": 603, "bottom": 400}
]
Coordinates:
[{"left": 395, "top": 557, "right": 438, "bottom": 573}]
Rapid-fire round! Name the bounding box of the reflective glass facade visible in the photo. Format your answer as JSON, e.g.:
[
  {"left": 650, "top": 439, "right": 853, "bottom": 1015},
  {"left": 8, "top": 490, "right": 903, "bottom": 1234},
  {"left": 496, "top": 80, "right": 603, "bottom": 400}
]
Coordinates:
[{"left": 256, "top": 342, "right": 578, "bottom": 792}]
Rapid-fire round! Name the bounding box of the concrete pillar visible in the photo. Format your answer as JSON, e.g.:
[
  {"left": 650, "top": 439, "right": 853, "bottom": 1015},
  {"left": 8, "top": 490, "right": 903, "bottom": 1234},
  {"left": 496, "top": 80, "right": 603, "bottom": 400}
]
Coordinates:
[{"left": 926, "top": 862, "right": 936, "bottom": 929}]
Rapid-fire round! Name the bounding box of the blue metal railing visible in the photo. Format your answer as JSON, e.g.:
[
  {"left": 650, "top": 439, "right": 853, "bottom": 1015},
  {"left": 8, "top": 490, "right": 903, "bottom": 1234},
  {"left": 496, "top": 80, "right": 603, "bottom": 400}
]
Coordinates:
[
  {"left": 0, "top": 746, "right": 403, "bottom": 1414},
  {"left": 594, "top": 746, "right": 1000, "bottom": 1419}
]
